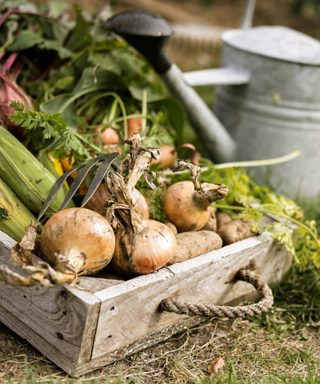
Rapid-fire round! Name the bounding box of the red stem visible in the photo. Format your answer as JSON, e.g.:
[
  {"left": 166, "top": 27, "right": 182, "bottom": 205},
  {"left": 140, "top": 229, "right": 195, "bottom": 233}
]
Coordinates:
[
  {"left": 1, "top": 52, "right": 18, "bottom": 75},
  {"left": 0, "top": 72, "right": 29, "bottom": 107}
]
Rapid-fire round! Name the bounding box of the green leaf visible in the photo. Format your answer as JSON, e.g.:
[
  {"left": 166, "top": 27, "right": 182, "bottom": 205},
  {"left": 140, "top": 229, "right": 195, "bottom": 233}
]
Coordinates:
[
  {"left": 47, "top": 1, "right": 70, "bottom": 18},
  {"left": 39, "top": 40, "right": 72, "bottom": 59},
  {"left": 73, "top": 68, "right": 127, "bottom": 93},
  {"left": 64, "top": 6, "right": 92, "bottom": 51},
  {"left": 129, "top": 85, "right": 166, "bottom": 102},
  {"left": 157, "top": 98, "right": 185, "bottom": 143},
  {"left": 41, "top": 94, "right": 78, "bottom": 128},
  {"left": 6, "top": 30, "right": 44, "bottom": 51}
]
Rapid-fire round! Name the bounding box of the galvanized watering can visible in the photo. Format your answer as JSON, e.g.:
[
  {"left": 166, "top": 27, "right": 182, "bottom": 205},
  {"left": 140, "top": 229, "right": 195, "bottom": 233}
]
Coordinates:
[{"left": 106, "top": 9, "right": 320, "bottom": 199}]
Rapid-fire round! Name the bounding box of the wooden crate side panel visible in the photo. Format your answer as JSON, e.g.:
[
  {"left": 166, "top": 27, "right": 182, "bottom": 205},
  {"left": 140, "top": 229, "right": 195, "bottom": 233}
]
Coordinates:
[
  {"left": 0, "top": 304, "right": 77, "bottom": 375},
  {"left": 73, "top": 316, "right": 205, "bottom": 377},
  {"left": 91, "top": 234, "right": 291, "bottom": 359},
  {"left": 0, "top": 231, "right": 100, "bottom": 365}
]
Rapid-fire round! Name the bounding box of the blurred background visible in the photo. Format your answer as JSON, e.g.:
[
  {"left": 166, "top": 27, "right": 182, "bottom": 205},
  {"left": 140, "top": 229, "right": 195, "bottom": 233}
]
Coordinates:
[{"left": 34, "top": 0, "right": 320, "bottom": 72}]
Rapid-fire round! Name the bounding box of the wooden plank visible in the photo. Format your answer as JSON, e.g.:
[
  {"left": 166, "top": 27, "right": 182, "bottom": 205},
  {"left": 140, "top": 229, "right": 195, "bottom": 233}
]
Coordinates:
[
  {"left": 73, "top": 315, "right": 205, "bottom": 377},
  {"left": 91, "top": 233, "right": 292, "bottom": 360},
  {"left": 0, "top": 231, "right": 101, "bottom": 365},
  {"left": 0, "top": 304, "right": 77, "bottom": 375}
]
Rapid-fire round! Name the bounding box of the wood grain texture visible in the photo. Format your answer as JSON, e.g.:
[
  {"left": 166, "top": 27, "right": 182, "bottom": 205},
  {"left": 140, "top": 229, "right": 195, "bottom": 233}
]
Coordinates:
[
  {"left": 73, "top": 316, "right": 205, "bottom": 376},
  {"left": 0, "top": 304, "right": 77, "bottom": 375},
  {"left": 91, "top": 233, "right": 292, "bottom": 359},
  {"left": 0, "top": 231, "right": 100, "bottom": 366}
]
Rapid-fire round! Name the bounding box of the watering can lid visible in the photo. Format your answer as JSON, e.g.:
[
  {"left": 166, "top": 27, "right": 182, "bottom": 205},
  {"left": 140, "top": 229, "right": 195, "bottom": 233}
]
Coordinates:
[{"left": 222, "top": 26, "right": 320, "bottom": 66}]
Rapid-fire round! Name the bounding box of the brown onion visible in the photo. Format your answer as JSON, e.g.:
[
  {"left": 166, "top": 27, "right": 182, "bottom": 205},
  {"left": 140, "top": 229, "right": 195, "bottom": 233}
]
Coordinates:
[
  {"left": 152, "top": 145, "right": 177, "bottom": 169},
  {"left": 41, "top": 208, "right": 115, "bottom": 276},
  {"left": 84, "top": 183, "right": 149, "bottom": 219},
  {"left": 111, "top": 213, "right": 176, "bottom": 276},
  {"left": 106, "top": 136, "right": 176, "bottom": 276},
  {"left": 163, "top": 181, "right": 228, "bottom": 233}
]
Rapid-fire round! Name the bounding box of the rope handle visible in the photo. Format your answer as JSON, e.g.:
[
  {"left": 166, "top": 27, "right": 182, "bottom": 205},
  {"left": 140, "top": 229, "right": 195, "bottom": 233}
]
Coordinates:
[{"left": 160, "top": 269, "right": 273, "bottom": 319}]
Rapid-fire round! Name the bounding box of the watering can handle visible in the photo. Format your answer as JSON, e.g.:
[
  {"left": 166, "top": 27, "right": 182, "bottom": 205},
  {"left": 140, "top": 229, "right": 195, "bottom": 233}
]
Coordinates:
[
  {"left": 182, "top": 67, "right": 251, "bottom": 87},
  {"left": 161, "top": 65, "right": 237, "bottom": 163}
]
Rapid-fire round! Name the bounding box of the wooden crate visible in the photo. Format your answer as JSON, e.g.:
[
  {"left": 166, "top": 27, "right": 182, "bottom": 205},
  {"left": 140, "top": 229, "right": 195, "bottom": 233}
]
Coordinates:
[{"left": 0, "top": 230, "right": 292, "bottom": 376}]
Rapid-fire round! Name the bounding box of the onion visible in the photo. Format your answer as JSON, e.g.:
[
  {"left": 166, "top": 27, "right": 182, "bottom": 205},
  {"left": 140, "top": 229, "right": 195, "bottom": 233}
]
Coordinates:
[
  {"left": 0, "top": 74, "right": 33, "bottom": 140},
  {"left": 151, "top": 144, "right": 200, "bottom": 170},
  {"left": 84, "top": 183, "right": 149, "bottom": 219},
  {"left": 40, "top": 208, "right": 115, "bottom": 277},
  {"left": 94, "top": 127, "right": 119, "bottom": 145},
  {"left": 106, "top": 134, "right": 176, "bottom": 276},
  {"left": 162, "top": 161, "right": 228, "bottom": 233},
  {"left": 152, "top": 145, "right": 177, "bottom": 169},
  {"left": 111, "top": 209, "right": 176, "bottom": 276}
]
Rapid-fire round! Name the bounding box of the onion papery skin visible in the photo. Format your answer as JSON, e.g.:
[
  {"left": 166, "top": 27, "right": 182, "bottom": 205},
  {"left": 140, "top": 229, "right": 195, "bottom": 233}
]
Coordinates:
[
  {"left": 163, "top": 181, "right": 211, "bottom": 233},
  {"left": 152, "top": 145, "right": 177, "bottom": 169},
  {"left": 111, "top": 218, "right": 177, "bottom": 276},
  {"left": 40, "top": 208, "right": 115, "bottom": 276},
  {"left": 84, "top": 183, "right": 149, "bottom": 219}
]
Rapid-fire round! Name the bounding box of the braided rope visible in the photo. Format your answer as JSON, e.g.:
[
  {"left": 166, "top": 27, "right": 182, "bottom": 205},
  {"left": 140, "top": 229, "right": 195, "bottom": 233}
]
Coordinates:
[{"left": 160, "top": 269, "right": 273, "bottom": 318}]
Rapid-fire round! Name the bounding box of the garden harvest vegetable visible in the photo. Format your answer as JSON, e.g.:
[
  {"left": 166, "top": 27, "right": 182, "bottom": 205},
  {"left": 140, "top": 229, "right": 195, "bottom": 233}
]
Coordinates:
[
  {"left": 0, "top": 126, "right": 74, "bottom": 215},
  {"left": 201, "top": 207, "right": 217, "bottom": 232},
  {"left": 93, "top": 127, "right": 119, "bottom": 145},
  {"left": 216, "top": 211, "right": 232, "bottom": 229},
  {"left": 84, "top": 183, "right": 149, "bottom": 219},
  {"left": 127, "top": 117, "right": 142, "bottom": 136},
  {"left": 217, "top": 219, "right": 257, "bottom": 245},
  {"left": 1, "top": 208, "right": 116, "bottom": 286},
  {"left": 152, "top": 145, "right": 177, "bottom": 169},
  {"left": 0, "top": 178, "right": 37, "bottom": 241},
  {"left": 0, "top": 64, "right": 33, "bottom": 140},
  {"left": 106, "top": 134, "right": 177, "bottom": 276},
  {"left": 167, "top": 230, "right": 222, "bottom": 265},
  {"left": 41, "top": 208, "right": 115, "bottom": 278},
  {"left": 163, "top": 161, "right": 228, "bottom": 232}
]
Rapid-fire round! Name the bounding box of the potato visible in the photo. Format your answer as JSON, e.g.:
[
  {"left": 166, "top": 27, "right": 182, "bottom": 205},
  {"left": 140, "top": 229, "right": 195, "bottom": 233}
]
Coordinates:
[
  {"left": 216, "top": 211, "right": 232, "bottom": 228},
  {"left": 217, "top": 219, "right": 257, "bottom": 245},
  {"left": 167, "top": 230, "right": 222, "bottom": 265},
  {"left": 200, "top": 206, "right": 217, "bottom": 232},
  {"left": 165, "top": 222, "right": 178, "bottom": 236}
]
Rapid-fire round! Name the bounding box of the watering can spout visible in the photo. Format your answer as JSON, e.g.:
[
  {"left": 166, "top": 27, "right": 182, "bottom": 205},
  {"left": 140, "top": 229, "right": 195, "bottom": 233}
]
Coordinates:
[{"left": 105, "top": 10, "right": 238, "bottom": 163}]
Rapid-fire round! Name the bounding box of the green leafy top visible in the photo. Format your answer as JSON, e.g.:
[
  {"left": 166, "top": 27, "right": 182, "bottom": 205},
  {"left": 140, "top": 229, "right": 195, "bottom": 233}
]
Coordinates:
[{"left": 9, "top": 101, "right": 88, "bottom": 162}]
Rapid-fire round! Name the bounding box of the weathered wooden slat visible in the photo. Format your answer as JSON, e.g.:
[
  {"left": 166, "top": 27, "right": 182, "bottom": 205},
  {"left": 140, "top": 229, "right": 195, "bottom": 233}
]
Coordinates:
[
  {"left": 0, "top": 231, "right": 101, "bottom": 366},
  {"left": 73, "top": 315, "right": 205, "bottom": 376},
  {"left": 0, "top": 304, "right": 77, "bottom": 375},
  {"left": 91, "top": 233, "right": 291, "bottom": 360}
]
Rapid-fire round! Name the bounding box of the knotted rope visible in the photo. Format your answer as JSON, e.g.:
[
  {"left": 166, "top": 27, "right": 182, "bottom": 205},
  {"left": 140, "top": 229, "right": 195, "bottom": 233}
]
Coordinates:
[{"left": 160, "top": 269, "right": 273, "bottom": 318}]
